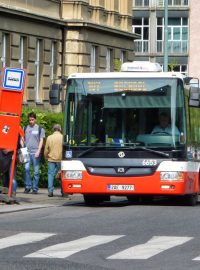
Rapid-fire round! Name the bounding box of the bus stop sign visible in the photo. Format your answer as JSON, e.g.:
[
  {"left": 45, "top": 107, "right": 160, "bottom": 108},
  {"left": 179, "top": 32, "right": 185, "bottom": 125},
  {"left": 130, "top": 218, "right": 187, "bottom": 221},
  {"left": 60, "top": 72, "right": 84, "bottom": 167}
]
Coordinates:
[{"left": 2, "top": 68, "right": 25, "bottom": 91}]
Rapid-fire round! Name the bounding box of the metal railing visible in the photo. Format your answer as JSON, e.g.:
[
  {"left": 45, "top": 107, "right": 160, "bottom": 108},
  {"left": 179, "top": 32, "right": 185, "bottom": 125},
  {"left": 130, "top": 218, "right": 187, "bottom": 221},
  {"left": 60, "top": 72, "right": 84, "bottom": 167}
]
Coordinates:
[
  {"left": 134, "top": 40, "right": 149, "bottom": 53},
  {"left": 133, "top": 0, "right": 189, "bottom": 7},
  {"left": 157, "top": 40, "right": 188, "bottom": 53}
]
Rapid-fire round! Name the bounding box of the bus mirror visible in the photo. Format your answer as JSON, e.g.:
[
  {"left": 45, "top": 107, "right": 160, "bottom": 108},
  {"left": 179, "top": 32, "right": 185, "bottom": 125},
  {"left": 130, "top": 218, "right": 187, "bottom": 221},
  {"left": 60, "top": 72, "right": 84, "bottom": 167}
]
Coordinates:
[
  {"left": 49, "top": 84, "right": 61, "bottom": 105},
  {"left": 184, "top": 77, "right": 193, "bottom": 85},
  {"left": 184, "top": 77, "right": 199, "bottom": 87},
  {"left": 189, "top": 86, "right": 200, "bottom": 107}
]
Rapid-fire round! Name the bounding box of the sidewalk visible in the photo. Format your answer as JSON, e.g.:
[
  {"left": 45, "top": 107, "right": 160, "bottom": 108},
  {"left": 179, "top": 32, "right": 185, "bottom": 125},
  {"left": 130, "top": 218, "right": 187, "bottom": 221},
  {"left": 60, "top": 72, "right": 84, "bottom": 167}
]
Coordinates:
[{"left": 0, "top": 188, "right": 78, "bottom": 214}]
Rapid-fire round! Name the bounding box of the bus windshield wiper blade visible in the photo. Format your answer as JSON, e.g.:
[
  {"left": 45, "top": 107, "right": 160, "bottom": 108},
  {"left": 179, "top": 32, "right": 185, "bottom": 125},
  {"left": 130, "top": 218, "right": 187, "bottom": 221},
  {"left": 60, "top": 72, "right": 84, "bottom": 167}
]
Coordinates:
[
  {"left": 131, "top": 146, "right": 169, "bottom": 157},
  {"left": 78, "top": 147, "right": 100, "bottom": 158},
  {"left": 78, "top": 145, "right": 169, "bottom": 158}
]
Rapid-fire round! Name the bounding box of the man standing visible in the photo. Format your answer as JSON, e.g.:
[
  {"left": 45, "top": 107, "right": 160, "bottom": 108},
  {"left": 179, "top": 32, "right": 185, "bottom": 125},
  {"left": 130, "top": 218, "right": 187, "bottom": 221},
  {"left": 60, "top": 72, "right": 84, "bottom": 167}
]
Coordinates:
[
  {"left": 44, "top": 124, "right": 63, "bottom": 197},
  {"left": 24, "top": 112, "right": 45, "bottom": 194}
]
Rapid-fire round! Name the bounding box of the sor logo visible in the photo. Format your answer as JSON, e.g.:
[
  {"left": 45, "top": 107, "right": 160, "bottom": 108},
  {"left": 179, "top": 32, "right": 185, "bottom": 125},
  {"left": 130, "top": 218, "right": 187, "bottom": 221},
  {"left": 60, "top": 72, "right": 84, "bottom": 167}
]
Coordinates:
[
  {"left": 118, "top": 151, "right": 125, "bottom": 158},
  {"left": 117, "top": 167, "right": 125, "bottom": 173}
]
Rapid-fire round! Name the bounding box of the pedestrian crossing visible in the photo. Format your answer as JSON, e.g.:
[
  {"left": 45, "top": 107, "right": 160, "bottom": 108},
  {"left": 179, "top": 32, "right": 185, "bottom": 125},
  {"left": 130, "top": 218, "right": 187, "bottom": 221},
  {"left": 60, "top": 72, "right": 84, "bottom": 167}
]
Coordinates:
[
  {"left": 0, "top": 233, "right": 55, "bottom": 250},
  {"left": 107, "top": 236, "right": 193, "bottom": 259},
  {"left": 0, "top": 232, "right": 199, "bottom": 261},
  {"left": 25, "top": 235, "right": 124, "bottom": 259}
]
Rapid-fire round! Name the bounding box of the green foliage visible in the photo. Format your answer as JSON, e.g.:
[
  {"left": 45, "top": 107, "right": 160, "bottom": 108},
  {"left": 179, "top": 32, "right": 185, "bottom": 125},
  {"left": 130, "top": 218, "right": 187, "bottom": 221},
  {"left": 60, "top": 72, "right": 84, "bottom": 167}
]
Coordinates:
[
  {"left": 188, "top": 106, "right": 200, "bottom": 145},
  {"left": 17, "top": 108, "right": 64, "bottom": 188},
  {"left": 114, "top": 58, "right": 122, "bottom": 72},
  {"left": 185, "top": 90, "right": 200, "bottom": 146},
  {"left": 21, "top": 107, "right": 64, "bottom": 137},
  {"left": 168, "top": 59, "right": 178, "bottom": 72}
]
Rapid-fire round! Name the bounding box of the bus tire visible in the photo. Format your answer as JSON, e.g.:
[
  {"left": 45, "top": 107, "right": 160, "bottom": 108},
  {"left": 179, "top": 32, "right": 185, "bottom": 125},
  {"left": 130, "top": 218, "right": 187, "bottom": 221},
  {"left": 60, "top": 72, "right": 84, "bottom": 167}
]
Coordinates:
[
  {"left": 127, "top": 195, "right": 140, "bottom": 204},
  {"left": 184, "top": 194, "right": 198, "bottom": 206},
  {"left": 141, "top": 195, "right": 153, "bottom": 204},
  {"left": 83, "top": 195, "right": 102, "bottom": 206}
]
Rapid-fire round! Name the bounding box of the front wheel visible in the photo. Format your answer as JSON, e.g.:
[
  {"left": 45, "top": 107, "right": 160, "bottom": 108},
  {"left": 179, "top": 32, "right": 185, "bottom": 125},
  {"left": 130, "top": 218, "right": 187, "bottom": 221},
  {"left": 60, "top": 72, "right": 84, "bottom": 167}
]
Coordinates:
[
  {"left": 83, "top": 195, "right": 103, "bottom": 206},
  {"left": 183, "top": 194, "right": 198, "bottom": 206},
  {"left": 127, "top": 195, "right": 140, "bottom": 204}
]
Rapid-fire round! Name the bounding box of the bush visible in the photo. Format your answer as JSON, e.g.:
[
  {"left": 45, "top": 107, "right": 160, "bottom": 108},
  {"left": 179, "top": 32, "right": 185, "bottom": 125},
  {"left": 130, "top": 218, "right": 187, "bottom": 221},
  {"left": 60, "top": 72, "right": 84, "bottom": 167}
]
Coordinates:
[{"left": 17, "top": 108, "right": 64, "bottom": 188}]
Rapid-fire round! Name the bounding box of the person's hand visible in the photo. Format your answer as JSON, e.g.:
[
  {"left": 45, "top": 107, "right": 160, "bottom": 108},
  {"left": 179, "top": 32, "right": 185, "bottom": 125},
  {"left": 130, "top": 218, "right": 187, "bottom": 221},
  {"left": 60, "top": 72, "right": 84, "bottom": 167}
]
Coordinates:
[{"left": 35, "top": 150, "right": 40, "bottom": 159}]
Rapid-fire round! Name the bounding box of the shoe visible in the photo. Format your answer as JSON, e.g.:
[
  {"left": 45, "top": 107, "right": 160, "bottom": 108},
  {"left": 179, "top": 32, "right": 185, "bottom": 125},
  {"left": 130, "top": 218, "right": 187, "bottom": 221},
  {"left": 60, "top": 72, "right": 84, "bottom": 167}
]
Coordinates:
[
  {"left": 32, "top": 190, "right": 38, "bottom": 194},
  {"left": 24, "top": 188, "right": 31, "bottom": 194},
  {"left": 48, "top": 192, "right": 53, "bottom": 197}
]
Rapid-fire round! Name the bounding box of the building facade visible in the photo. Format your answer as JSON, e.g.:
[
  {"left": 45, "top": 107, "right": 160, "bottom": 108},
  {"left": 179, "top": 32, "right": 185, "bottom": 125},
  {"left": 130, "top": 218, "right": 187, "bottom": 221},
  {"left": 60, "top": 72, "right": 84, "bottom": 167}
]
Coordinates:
[
  {"left": 0, "top": 0, "right": 136, "bottom": 109},
  {"left": 188, "top": 0, "right": 200, "bottom": 81},
  {"left": 132, "top": 0, "right": 189, "bottom": 74}
]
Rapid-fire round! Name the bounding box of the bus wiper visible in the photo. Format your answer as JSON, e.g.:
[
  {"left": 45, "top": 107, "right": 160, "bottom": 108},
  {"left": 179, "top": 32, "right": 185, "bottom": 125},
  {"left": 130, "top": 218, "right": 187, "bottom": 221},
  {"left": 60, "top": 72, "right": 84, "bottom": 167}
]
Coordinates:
[
  {"left": 78, "top": 146, "right": 101, "bottom": 158},
  {"left": 78, "top": 145, "right": 169, "bottom": 158},
  {"left": 130, "top": 146, "right": 169, "bottom": 157}
]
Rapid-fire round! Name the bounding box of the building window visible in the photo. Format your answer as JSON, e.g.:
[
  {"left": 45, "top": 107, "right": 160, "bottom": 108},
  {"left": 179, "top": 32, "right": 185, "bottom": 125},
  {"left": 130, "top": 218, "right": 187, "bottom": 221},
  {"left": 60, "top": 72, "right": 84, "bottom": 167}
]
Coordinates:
[
  {"left": 168, "top": 0, "right": 189, "bottom": 6},
  {"left": 1, "top": 33, "right": 10, "bottom": 67},
  {"left": 156, "top": 17, "right": 188, "bottom": 54},
  {"left": 106, "top": 48, "right": 113, "bottom": 72},
  {"left": 120, "top": 51, "right": 126, "bottom": 64},
  {"left": 19, "top": 36, "right": 27, "bottom": 69},
  {"left": 50, "top": 41, "right": 57, "bottom": 81},
  {"left": 35, "top": 39, "right": 43, "bottom": 102},
  {"left": 158, "top": 0, "right": 189, "bottom": 6},
  {"left": 90, "top": 45, "right": 98, "bottom": 72},
  {"left": 134, "top": 0, "right": 149, "bottom": 7},
  {"left": 169, "top": 64, "right": 187, "bottom": 75},
  {"left": 133, "top": 17, "right": 149, "bottom": 53}
]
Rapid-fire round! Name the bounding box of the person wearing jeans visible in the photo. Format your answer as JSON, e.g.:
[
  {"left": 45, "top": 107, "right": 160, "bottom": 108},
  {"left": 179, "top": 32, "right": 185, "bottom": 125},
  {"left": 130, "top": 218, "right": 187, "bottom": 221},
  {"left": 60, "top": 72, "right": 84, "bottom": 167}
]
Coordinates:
[
  {"left": 23, "top": 112, "right": 45, "bottom": 194},
  {"left": 47, "top": 161, "right": 61, "bottom": 195},
  {"left": 44, "top": 124, "right": 63, "bottom": 197},
  {"left": 24, "top": 153, "right": 41, "bottom": 193}
]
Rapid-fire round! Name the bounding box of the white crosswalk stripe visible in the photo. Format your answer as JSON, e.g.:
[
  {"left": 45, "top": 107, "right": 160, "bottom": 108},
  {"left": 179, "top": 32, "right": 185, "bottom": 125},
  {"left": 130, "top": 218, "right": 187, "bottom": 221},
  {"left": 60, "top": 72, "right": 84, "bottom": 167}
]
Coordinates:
[
  {"left": 107, "top": 236, "right": 193, "bottom": 259},
  {"left": 192, "top": 254, "right": 200, "bottom": 260},
  {"left": 0, "top": 233, "right": 198, "bottom": 261},
  {"left": 24, "top": 235, "right": 124, "bottom": 259},
  {"left": 0, "top": 233, "right": 55, "bottom": 250}
]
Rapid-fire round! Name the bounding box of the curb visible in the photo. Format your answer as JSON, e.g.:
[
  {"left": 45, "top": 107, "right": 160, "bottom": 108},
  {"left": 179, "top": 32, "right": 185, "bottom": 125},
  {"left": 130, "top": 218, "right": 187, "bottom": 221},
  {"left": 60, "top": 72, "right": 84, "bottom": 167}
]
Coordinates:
[{"left": 0, "top": 203, "right": 57, "bottom": 214}]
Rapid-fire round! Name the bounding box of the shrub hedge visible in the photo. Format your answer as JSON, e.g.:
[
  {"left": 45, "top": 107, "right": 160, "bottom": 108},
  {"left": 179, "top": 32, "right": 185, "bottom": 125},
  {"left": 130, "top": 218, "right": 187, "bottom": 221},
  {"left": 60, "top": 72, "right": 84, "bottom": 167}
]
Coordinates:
[{"left": 16, "top": 108, "right": 64, "bottom": 189}]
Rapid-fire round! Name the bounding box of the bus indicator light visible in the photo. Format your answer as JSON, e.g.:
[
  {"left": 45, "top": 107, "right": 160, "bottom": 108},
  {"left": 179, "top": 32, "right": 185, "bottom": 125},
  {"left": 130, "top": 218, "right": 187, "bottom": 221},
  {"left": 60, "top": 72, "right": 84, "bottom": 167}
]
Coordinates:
[{"left": 160, "top": 172, "right": 184, "bottom": 182}]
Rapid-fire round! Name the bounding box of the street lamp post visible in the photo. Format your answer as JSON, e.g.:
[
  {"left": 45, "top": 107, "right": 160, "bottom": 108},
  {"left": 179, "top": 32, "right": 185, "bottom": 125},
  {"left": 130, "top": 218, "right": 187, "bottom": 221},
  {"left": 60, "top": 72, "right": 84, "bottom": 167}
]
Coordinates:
[{"left": 164, "top": 0, "right": 168, "bottom": 72}]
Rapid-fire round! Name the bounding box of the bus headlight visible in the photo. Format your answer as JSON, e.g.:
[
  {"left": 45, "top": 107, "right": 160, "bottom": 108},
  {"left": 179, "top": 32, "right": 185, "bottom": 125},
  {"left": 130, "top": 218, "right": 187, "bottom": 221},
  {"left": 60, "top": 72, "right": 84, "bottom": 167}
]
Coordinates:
[
  {"left": 64, "top": 170, "right": 82, "bottom": 180},
  {"left": 160, "top": 172, "right": 184, "bottom": 181}
]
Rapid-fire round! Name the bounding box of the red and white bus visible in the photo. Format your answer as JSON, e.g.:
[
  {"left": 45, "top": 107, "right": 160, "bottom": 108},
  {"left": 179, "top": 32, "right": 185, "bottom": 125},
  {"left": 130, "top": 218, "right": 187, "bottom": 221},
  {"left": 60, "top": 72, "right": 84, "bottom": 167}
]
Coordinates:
[{"left": 50, "top": 61, "right": 200, "bottom": 206}]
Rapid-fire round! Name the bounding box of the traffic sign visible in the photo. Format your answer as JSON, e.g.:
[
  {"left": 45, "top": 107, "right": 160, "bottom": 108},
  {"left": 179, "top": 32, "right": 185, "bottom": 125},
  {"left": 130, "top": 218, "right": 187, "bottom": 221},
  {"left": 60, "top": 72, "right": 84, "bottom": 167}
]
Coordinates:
[{"left": 2, "top": 68, "right": 25, "bottom": 91}]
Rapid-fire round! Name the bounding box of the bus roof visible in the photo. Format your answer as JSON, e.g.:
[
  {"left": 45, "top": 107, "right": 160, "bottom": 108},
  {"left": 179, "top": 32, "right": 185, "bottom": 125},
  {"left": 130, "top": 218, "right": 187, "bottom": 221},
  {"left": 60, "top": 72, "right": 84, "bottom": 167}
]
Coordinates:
[
  {"left": 68, "top": 72, "right": 185, "bottom": 80},
  {"left": 120, "top": 61, "right": 162, "bottom": 72}
]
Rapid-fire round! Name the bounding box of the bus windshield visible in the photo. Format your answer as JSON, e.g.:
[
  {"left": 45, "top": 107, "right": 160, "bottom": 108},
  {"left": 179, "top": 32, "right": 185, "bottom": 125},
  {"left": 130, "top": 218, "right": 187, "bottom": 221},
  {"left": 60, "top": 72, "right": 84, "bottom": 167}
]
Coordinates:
[{"left": 65, "top": 77, "right": 186, "bottom": 149}]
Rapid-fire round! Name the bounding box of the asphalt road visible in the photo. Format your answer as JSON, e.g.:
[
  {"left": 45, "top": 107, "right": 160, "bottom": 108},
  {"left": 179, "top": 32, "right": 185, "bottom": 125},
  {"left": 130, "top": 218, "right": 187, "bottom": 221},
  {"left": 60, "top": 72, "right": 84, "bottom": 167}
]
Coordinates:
[{"left": 0, "top": 196, "right": 200, "bottom": 270}]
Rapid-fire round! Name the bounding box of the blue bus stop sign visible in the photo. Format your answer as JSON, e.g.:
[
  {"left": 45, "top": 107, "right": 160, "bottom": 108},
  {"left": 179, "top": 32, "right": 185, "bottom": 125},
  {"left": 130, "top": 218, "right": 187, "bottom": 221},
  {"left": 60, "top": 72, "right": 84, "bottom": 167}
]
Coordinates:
[{"left": 2, "top": 68, "right": 25, "bottom": 91}]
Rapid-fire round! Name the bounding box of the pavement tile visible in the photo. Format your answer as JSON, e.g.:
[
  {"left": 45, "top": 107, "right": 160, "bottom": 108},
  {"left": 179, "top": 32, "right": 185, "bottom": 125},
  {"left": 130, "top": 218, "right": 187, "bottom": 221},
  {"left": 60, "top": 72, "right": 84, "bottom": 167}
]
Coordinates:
[{"left": 0, "top": 188, "right": 76, "bottom": 214}]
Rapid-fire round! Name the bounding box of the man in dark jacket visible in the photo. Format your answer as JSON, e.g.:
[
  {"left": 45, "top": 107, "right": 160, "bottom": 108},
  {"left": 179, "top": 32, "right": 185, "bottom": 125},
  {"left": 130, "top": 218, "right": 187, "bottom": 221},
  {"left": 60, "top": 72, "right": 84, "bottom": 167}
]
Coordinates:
[{"left": 0, "top": 149, "right": 13, "bottom": 192}]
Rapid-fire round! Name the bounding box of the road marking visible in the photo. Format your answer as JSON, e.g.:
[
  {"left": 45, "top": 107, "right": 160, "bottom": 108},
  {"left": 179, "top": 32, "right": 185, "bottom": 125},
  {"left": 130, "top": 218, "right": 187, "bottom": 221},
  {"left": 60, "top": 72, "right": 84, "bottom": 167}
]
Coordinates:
[
  {"left": 107, "top": 236, "right": 193, "bottom": 259},
  {"left": 0, "top": 233, "right": 55, "bottom": 250},
  {"left": 192, "top": 253, "right": 200, "bottom": 260},
  {"left": 25, "top": 235, "right": 124, "bottom": 258}
]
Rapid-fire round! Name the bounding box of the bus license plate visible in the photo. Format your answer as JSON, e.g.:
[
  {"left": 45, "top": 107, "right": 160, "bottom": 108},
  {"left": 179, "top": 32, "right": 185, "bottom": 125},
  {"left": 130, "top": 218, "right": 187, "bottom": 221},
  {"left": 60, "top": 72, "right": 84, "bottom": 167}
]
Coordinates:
[{"left": 108, "top": 184, "right": 134, "bottom": 191}]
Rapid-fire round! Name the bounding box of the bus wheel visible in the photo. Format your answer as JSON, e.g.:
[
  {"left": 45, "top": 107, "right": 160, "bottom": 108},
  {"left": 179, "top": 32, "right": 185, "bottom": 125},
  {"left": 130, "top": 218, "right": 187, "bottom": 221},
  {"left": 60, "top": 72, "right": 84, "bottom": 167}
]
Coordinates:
[
  {"left": 83, "top": 195, "right": 103, "bottom": 206},
  {"left": 141, "top": 195, "right": 153, "bottom": 204},
  {"left": 183, "top": 194, "right": 198, "bottom": 206},
  {"left": 127, "top": 195, "right": 140, "bottom": 204}
]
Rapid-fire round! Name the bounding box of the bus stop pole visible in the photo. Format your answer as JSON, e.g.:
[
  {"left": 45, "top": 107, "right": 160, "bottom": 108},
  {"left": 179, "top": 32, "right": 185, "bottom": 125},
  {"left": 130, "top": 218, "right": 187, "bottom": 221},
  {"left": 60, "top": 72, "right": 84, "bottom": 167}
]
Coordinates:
[{"left": 8, "top": 150, "right": 17, "bottom": 197}]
